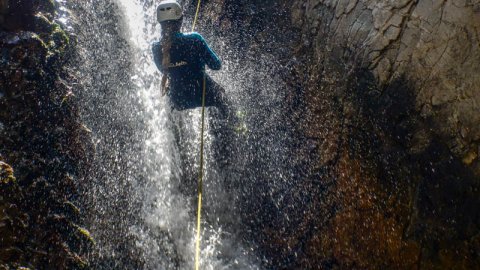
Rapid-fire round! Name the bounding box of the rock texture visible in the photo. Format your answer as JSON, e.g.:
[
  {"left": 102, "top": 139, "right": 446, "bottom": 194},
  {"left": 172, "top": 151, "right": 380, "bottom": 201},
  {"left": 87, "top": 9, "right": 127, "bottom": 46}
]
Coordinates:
[
  {"left": 1, "top": 0, "right": 478, "bottom": 268},
  {"left": 193, "top": 0, "right": 480, "bottom": 269},
  {"left": 0, "top": 0, "right": 93, "bottom": 268},
  {"left": 294, "top": 0, "right": 480, "bottom": 173}
]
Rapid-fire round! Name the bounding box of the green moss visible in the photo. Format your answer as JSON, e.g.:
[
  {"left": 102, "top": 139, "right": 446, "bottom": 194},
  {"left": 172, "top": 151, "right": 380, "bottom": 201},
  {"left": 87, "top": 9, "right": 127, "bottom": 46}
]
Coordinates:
[
  {"left": 64, "top": 201, "right": 80, "bottom": 216},
  {"left": 34, "top": 14, "right": 54, "bottom": 33},
  {"left": 50, "top": 23, "right": 70, "bottom": 51},
  {"left": 30, "top": 33, "right": 49, "bottom": 51},
  {"left": 0, "top": 161, "right": 16, "bottom": 185},
  {"left": 77, "top": 226, "right": 95, "bottom": 245},
  {"left": 33, "top": 14, "right": 69, "bottom": 50},
  {"left": 52, "top": 23, "right": 70, "bottom": 44},
  {"left": 32, "top": 17, "right": 70, "bottom": 54}
]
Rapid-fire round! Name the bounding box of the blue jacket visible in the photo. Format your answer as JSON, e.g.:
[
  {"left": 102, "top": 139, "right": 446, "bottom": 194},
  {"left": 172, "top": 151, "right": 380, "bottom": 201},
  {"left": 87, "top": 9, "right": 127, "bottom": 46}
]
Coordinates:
[{"left": 152, "top": 32, "right": 222, "bottom": 110}]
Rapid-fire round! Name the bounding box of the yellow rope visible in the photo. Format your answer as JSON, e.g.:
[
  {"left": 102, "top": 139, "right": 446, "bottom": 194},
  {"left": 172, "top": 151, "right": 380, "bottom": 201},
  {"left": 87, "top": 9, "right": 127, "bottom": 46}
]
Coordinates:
[
  {"left": 195, "top": 75, "right": 206, "bottom": 270},
  {"left": 192, "top": 1, "right": 205, "bottom": 270},
  {"left": 192, "top": 0, "right": 202, "bottom": 32}
]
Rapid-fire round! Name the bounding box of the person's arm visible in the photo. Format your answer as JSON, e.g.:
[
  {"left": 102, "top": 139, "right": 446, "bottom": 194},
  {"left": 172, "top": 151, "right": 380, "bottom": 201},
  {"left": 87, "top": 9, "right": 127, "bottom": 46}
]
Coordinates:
[
  {"left": 192, "top": 33, "right": 221, "bottom": 70},
  {"left": 152, "top": 42, "right": 164, "bottom": 72}
]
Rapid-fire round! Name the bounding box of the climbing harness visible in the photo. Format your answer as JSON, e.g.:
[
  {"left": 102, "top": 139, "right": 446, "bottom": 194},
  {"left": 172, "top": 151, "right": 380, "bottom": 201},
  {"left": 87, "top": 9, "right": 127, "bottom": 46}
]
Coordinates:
[{"left": 192, "top": 0, "right": 205, "bottom": 269}]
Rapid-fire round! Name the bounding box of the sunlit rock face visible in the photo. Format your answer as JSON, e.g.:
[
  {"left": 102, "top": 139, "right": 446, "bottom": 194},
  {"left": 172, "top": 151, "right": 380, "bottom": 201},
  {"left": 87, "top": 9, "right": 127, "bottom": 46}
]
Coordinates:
[
  {"left": 0, "top": 0, "right": 93, "bottom": 268},
  {"left": 194, "top": 0, "right": 480, "bottom": 268}
]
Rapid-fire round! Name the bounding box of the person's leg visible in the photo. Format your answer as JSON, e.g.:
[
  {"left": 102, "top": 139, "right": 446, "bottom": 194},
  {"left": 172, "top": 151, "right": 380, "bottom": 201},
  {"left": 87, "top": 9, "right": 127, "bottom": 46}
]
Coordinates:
[
  {"left": 204, "top": 76, "right": 236, "bottom": 168},
  {"left": 205, "top": 76, "right": 247, "bottom": 135},
  {"left": 206, "top": 76, "right": 232, "bottom": 119}
]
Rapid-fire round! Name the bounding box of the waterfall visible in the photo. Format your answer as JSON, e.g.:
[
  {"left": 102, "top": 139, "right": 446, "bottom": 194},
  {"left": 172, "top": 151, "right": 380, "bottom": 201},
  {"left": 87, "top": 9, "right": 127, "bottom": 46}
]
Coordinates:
[{"left": 66, "top": 0, "right": 291, "bottom": 268}]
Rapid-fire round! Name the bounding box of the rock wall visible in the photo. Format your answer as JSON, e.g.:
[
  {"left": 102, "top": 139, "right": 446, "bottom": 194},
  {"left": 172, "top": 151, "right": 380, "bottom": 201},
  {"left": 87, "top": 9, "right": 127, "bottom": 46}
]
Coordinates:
[
  {"left": 291, "top": 1, "right": 480, "bottom": 268},
  {"left": 1, "top": 0, "right": 478, "bottom": 268},
  {"left": 294, "top": 0, "right": 480, "bottom": 174},
  {"left": 192, "top": 0, "right": 480, "bottom": 269},
  {"left": 0, "top": 0, "right": 93, "bottom": 268}
]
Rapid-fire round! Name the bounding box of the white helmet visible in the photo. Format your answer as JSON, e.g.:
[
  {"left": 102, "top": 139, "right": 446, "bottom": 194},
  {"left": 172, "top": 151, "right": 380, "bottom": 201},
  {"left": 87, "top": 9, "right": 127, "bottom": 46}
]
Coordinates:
[{"left": 157, "top": 0, "right": 183, "bottom": 23}]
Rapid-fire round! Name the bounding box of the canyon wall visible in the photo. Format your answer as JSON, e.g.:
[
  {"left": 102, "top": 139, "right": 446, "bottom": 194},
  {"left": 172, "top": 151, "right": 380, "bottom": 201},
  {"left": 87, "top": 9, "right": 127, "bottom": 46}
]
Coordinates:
[
  {"left": 194, "top": 0, "right": 480, "bottom": 268},
  {"left": 1, "top": 0, "right": 479, "bottom": 268},
  {"left": 0, "top": 1, "right": 92, "bottom": 268}
]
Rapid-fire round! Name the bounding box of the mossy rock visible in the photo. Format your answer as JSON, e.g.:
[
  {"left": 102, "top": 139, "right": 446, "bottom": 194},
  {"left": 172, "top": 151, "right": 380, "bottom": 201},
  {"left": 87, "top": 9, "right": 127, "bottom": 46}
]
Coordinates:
[
  {"left": 0, "top": 161, "right": 16, "bottom": 185},
  {"left": 33, "top": 13, "right": 54, "bottom": 34},
  {"left": 63, "top": 201, "right": 80, "bottom": 219},
  {"left": 2, "top": 32, "right": 49, "bottom": 52},
  {"left": 68, "top": 255, "right": 88, "bottom": 270},
  {"left": 31, "top": 15, "right": 69, "bottom": 53},
  {"left": 51, "top": 23, "right": 70, "bottom": 49},
  {"left": 76, "top": 226, "right": 95, "bottom": 245},
  {"left": 36, "top": 0, "right": 57, "bottom": 15}
]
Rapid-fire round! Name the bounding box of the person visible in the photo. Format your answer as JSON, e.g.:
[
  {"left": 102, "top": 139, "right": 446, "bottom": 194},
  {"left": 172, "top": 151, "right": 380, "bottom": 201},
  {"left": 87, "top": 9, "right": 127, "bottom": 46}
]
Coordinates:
[
  {"left": 152, "top": 0, "right": 230, "bottom": 118},
  {"left": 153, "top": 0, "right": 247, "bottom": 170}
]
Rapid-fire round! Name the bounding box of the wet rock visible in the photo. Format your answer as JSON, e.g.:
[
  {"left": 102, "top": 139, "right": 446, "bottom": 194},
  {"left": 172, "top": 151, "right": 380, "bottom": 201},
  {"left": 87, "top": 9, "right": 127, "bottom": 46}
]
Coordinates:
[
  {"left": 0, "top": 161, "right": 15, "bottom": 184},
  {"left": 0, "top": 0, "right": 93, "bottom": 268},
  {"left": 37, "top": 0, "right": 57, "bottom": 15},
  {"left": 0, "top": 0, "right": 57, "bottom": 31},
  {"left": 197, "top": 0, "right": 480, "bottom": 268},
  {"left": 0, "top": 0, "right": 7, "bottom": 25}
]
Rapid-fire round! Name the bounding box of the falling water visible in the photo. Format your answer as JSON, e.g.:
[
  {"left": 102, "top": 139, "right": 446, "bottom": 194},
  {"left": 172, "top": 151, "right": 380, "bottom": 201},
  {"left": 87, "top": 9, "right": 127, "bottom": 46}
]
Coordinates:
[
  {"left": 113, "top": 1, "right": 259, "bottom": 268},
  {"left": 66, "top": 0, "right": 296, "bottom": 269}
]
